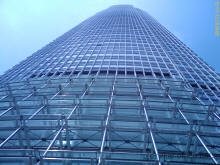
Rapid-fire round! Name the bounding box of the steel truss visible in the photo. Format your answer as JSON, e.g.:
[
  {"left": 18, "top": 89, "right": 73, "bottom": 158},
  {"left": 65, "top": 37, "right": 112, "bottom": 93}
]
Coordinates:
[{"left": 0, "top": 73, "right": 219, "bottom": 165}]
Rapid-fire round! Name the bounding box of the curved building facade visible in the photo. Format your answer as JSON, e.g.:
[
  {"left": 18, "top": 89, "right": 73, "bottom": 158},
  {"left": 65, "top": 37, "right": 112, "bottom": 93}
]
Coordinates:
[{"left": 0, "top": 5, "right": 220, "bottom": 165}]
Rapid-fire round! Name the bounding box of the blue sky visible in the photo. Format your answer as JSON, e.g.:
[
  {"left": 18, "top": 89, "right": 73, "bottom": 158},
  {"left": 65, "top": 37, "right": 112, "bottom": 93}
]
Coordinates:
[{"left": 0, "top": 0, "right": 219, "bottom": 75}]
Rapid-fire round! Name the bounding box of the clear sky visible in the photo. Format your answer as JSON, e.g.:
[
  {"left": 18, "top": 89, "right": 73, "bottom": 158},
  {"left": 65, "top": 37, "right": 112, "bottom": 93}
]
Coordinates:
[{"left": 0, "top": 0, "right": 219, "bottom": 75}]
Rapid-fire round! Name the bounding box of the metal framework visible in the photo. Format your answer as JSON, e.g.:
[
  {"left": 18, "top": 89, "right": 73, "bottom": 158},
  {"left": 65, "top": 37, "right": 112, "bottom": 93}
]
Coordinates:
[{"left": 0, "top": 5, "right": 220, "bottom": 165}]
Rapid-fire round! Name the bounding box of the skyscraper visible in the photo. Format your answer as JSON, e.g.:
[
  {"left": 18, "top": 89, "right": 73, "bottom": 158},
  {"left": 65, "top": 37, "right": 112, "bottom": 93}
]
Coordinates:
[{"left": 0, "top": 4, "right": 219, "bottom": 165}]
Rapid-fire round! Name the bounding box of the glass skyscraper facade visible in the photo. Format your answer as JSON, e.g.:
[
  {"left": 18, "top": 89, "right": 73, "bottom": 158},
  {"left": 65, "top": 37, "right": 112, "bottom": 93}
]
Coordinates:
[{"left": 0, "top": 5, "right": 220, "bottom": 165}]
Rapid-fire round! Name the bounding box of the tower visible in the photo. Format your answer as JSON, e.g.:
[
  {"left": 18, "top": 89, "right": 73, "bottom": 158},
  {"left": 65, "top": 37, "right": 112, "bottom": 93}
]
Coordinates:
[{"left": 0, "top": 5, "right": 220, "bottom": 165}]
